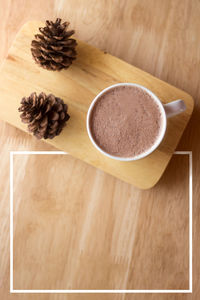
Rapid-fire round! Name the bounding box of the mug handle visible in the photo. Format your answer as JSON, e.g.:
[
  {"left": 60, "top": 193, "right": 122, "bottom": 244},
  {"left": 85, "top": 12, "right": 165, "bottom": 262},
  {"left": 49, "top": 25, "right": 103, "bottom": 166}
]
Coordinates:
[{"left": 163, "top": 100, "right": 186, "bottom": 118}]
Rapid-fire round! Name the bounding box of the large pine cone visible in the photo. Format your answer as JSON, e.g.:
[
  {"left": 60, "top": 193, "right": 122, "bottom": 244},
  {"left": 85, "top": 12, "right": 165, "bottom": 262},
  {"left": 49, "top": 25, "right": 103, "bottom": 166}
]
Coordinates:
[
  {"left": 31, "top": 18, "right": 77, "bottom": 71},
  {"left": 18, "top": 92, "right": 70, "bottom": 139}
]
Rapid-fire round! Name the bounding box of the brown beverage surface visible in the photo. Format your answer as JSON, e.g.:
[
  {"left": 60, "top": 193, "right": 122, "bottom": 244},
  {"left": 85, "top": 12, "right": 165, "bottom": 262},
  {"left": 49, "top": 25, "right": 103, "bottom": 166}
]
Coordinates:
[{"left": 90, "top": 86, "right": 162, "bottom": 157}]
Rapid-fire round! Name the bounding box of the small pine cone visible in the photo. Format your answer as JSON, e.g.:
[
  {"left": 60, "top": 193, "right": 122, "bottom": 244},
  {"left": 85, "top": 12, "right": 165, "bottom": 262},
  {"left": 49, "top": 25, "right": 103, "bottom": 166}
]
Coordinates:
[
  {"left": 18, "top": 92, "right": 70, "bottom": 139},
  {"left": 31, "top": 18, "right": 77, "bottom": 71}
]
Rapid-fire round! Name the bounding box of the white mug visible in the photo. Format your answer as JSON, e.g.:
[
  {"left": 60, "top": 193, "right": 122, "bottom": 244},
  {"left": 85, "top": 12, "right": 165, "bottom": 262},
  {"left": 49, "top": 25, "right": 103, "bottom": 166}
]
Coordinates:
[{"left": 86, "top": 83, "right": 186, "bottom": 161}]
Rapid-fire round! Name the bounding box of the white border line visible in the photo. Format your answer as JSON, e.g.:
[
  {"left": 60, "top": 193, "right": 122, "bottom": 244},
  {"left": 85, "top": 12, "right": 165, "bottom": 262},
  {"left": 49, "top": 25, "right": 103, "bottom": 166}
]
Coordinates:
[
  {"left": 10, "top": 151, "right": 192, "bottom": 294},
  {"left": 10, "top": 152, "right": 14, "bottom": 292}
]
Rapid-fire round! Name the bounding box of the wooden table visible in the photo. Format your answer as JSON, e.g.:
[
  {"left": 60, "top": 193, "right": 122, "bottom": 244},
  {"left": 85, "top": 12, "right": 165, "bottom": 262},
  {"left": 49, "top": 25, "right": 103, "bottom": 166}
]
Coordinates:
[{"left": 0, "top": 1, "right": 199, "bottom": 299}]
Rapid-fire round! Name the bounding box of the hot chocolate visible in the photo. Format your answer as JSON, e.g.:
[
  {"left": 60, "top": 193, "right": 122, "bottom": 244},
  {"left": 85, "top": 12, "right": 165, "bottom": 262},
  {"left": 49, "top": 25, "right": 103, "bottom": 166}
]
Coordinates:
[{"left": 89, "top": 85, "right": 163, "bottom": 158}]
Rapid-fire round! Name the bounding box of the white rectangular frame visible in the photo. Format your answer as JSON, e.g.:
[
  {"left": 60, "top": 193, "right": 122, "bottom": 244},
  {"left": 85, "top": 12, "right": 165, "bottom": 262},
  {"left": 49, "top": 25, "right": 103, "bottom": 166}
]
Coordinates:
[{"left": 10, "top": 151, "right": 192, "bottom": 294}]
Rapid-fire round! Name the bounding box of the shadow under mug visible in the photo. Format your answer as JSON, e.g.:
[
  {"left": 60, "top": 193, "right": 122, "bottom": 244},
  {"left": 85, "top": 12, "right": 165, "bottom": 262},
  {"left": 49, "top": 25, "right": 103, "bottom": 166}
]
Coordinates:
[{"left": 86, "top": 83, "right": 186, "bottom": 161}]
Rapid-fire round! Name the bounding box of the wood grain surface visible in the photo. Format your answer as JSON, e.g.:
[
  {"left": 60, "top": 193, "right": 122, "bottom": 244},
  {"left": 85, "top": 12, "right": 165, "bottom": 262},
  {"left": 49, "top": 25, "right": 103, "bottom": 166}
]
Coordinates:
[
  {"left": 0, "top": 21, "right": 194, "bottom": 189},
  {"left": 0, "top": 0, "right": 200, "bottom": 300}
]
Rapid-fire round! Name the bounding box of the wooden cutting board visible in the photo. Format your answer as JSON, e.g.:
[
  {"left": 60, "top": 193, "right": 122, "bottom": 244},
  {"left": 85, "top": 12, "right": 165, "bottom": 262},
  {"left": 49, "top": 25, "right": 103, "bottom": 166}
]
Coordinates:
[{"left": 0, "top": 21, "right": 194, "bottom": 189}]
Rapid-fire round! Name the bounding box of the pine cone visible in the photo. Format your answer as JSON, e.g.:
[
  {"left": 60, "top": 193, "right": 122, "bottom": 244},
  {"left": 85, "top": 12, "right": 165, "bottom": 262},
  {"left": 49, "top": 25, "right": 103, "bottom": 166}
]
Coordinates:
[
  {"left": 18, "top": 92, "right": 70, "bottom": 139},
  {"left": 31, "top": 18, "right": 77, "bottom": 71}
]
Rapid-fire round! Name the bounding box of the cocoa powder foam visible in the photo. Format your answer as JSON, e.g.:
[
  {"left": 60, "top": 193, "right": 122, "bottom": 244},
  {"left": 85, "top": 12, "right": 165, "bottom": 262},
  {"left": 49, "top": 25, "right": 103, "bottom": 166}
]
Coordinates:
[{"left": 90, "top": 85, "right": 163, "bottom": 158}]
